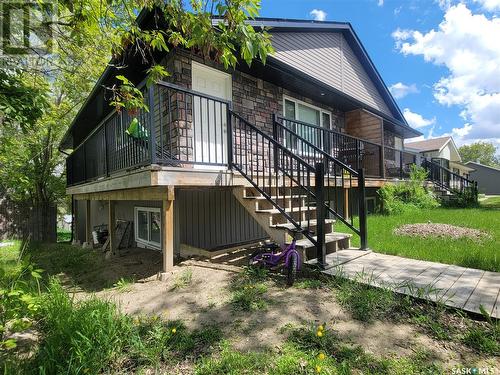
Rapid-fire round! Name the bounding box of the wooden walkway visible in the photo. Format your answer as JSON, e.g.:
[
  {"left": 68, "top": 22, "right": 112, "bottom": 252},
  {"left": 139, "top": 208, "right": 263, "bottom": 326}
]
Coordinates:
[{"left": 319, "top": 250, "right": 500, "bottom": 319}]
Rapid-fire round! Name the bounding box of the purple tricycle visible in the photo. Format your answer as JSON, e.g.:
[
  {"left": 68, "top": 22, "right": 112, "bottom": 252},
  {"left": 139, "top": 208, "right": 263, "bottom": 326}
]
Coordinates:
[{"left": 248, "top": 228, "right": 304, "bottom": 286}]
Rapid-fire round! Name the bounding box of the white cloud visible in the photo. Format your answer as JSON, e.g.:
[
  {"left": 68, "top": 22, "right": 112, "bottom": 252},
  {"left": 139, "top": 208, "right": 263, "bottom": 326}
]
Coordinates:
[
  {"left": 473, "top": 0, "right": 500, "bottom": 11},
  {"left": 393, "top": 4, "right": 500, "bottom": 147},
  {"left": 403, "top": 108, "right": 436, "bottom": 129},
  {"left": 389, "top": 82, "right": 419, "bottom": 99},
  {"left": 310, "top": 9, "right": 327, "bottom": 21},
  {"left": 378, "top": 0, "right": 384, "bottom": 6}
]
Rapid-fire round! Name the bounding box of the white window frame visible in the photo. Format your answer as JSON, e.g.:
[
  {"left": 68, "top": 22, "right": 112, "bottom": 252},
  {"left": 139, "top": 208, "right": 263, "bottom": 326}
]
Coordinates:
[
  {"left": 134, "top": 206, "right": 161, "bottom": 250},
  {"left": 282, "top": 96, "right": 332, "bottom": 129},
  {"left": 282, "top": 96, "right": 333, "bottom": 154}
]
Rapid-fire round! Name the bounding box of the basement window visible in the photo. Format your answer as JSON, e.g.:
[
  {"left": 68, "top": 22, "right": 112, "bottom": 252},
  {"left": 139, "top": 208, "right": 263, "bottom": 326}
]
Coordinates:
[{"left": 134, "top": 207, "right": 161, "bottom": 249}]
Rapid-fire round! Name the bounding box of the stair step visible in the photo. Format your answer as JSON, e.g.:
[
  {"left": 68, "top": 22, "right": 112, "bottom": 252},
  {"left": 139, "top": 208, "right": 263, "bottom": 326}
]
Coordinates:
[
  {"left": 271, "top": 219, "right": 336, "bottom": 230},
  {"left": 288, "top": 232, "right": 352, "bottom": 249},
  {"left": 255, "top": 206, "right": 316, "bottom": 214},
  {"left": 243, "top": 195, "right": 307, "bottom": 200}
]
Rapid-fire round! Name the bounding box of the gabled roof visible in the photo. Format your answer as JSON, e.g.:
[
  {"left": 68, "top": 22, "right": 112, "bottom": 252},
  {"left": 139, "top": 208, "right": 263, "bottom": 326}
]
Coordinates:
[
  {"left": 465, "top": 161, "right": 500, "bottom": 172},
  {"left": 215, "top": 17, "right": 413, "bottom": 131},
  {"left": 406, "top": 136, "right": 462, "bottom": 162},
  {"left": 405, "top": 136, "right": 452, "bottom": 152}
]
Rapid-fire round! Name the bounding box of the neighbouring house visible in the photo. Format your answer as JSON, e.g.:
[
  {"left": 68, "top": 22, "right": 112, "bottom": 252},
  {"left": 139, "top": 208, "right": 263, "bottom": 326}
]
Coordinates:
[
  {"left": 405, "top": 136, "right": 475, "bottom": 179},
  {"left": 61, "top": 11, "right": 473, "bottom": 274},
  {"left": 465, "top": 162, "right": 500, "bottom": 195}
]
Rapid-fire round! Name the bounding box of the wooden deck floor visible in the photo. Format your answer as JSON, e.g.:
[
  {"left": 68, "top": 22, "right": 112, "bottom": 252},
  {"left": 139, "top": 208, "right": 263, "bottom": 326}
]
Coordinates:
[{"left": 320, "top": 250, "right": 500, "bottom": 319}]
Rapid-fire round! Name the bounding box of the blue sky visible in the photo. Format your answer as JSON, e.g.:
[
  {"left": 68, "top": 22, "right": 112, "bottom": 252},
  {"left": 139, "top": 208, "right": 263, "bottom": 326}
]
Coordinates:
[{"left": 258, "top": 0, "right": 500, "bottom": 150}]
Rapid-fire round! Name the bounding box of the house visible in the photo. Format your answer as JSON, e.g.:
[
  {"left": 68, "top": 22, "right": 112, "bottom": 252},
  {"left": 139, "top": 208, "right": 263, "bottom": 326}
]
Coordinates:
[
  {"left": 60, "top": 11, "right": 431, "bottom": 275},
  {"left": 405, "top": 136, "right": 474, "bottom": 179},
  {"left": 465, "top": 162, "right": 500, "bottom": 195}
]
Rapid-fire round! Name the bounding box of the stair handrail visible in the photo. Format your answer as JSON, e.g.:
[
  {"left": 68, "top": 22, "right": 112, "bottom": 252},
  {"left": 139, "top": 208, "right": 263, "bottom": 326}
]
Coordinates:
[
  {"left": 230, "top": 112, "right": 369, "bottom": 266},
  {"left": 421, "top": 158, "right": 476, "bottom": 193},
  {"left": 422, "top": 158, "right": 475, "bottom": 185},
  {"left": 273, "top": 117, "right": 366, "bottom": 245},
  {"left": 229, "top": 111, "right": 321, "bottom": 254}
]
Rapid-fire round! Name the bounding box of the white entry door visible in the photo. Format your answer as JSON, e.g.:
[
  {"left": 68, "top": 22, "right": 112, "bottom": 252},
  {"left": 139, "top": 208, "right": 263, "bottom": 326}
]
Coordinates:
[{"left": 192, "top": 61, "right": 232, "bottom": 168}]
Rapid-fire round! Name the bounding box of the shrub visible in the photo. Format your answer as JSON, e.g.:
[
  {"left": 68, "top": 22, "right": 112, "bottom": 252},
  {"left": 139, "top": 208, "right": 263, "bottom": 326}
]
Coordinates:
[
  {"left": 441, "top": 187, "right": 479, "bottom": 208},
  {"left": 378, "top": 165, "right": 439, "bottom": 214}
]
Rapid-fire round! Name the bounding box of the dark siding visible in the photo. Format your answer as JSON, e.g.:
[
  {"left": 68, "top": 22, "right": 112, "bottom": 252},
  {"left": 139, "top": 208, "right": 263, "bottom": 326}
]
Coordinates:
[{"left": 177, "top": 188, "right": 267, "bottom": 250}]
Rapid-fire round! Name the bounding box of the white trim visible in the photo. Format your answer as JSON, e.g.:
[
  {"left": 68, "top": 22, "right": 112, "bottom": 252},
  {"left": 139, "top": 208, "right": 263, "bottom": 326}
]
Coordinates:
[
  {"left": 282, "top": 95, "right": 332, "bottom": 128},
  {"left": 134, "top": 206, "right": 161, "bottom": 250}
]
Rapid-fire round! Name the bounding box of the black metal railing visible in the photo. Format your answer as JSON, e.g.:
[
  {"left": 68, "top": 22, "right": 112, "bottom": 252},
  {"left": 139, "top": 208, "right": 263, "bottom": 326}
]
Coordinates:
[
  {"left": 273, "top": 119, "right": 366, "bottom": 243},
  {"left": 66, "top": 82, "right": 231, "bottom": 186},
  {"left": 383, "top": 146, "right": 418, "bottom": 179},
  {"left": 276, "top": 115, "right": 383, "bottom": 177},
  {"left": 421, "top": 158, "right": 477, "bottom": 196},
  {"left": 230, "top": 113, "right": 367, "bottom": 266}
]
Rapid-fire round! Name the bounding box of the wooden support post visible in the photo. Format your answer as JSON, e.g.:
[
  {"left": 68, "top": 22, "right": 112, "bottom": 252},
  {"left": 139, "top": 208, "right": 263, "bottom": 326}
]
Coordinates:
[
  {"left": 160, "top": 186, "right": 175, "bottom": 278},
  {"left": 343, "top": 188, "right": 349, "bottom": 220},
  {"left": 83, "top": 200, "right": 92, "bottom": 248},
  {"left": 108, "top": 200, "right": 116, "bottom": 255}
]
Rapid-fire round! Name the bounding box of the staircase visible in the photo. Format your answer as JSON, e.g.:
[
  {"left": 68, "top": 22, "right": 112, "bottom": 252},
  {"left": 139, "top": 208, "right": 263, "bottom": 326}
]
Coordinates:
[
  {"left": 421, "top": 159, "right": 478, "bottom": 203},
  {"left": 233, "top": 186, "right": 352, "bottom": 261},
  {"left": 229, "top": 112, "right": 367, "bottom": 266}
]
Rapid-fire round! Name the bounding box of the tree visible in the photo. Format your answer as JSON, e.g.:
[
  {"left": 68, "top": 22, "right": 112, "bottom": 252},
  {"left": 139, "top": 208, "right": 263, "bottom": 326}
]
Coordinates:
[
  {"left": 458, "top": 142, "right": 499, "bottom": 167},
  {"left": 0, "top": 0, "right": 272, "bottom": 241}
]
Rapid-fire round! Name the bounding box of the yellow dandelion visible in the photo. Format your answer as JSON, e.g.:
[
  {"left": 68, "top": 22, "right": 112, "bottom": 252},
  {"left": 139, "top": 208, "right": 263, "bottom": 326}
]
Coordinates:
[
  {"left": 318, "top": 352, "right": 326, "bottom": 361},
  {"left": 315, "top": 365, "right": 322, "bottom": 373},
  {"left": 318, "top": 325, "right": 324, "bottom": 331},
  {"left": 316, "top": 330, "right": 323, "bottom": 337},
  {"left": 171, "top": 327, "right": 177, "bottom": 334}
]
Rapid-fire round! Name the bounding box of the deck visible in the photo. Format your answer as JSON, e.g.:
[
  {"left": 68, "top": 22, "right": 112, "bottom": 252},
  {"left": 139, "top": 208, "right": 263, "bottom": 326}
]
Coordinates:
[{"left": 319, "top": 250, "right": 500, "bottom": 318}]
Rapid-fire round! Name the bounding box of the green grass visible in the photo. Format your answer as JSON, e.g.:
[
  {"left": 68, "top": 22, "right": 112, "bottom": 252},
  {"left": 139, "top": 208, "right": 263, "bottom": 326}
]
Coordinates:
[
  {"left": 481, "top": 195, "right": 500, "bottom": 209},
  {"left": 230, "top": 267, "right": 270, "bottom": 311},
  {"left": 1, "top": 240, "right": 498, "bottom": 373},
  {"left": 340, "top": 208, "right": 500, "bottom": 272},
  {"left": 113, "top": 277, "right": 135, "bottom": 292},
  {"left": 324, "top": 273, "right": 499, "bottom": 355},
  {"left": 196, "top": 324, "right": 442, "bottom": 375},
  {"left": 57, "top": 228, "right": 72, "bottom": 242},
  {"left": 171, "top": 267, "right": 193, "bottom": 290}
]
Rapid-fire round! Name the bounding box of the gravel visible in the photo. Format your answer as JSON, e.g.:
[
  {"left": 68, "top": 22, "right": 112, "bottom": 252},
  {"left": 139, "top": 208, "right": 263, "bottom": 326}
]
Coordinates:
[{"left": 394, "top": 223, "right": 490, "bottom": 241}]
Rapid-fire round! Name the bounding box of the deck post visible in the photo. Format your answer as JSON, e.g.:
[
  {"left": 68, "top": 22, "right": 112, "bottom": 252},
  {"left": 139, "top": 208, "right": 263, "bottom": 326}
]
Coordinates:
[
  {"left": 358, "top": 168, "right": 368, "bottom": 250},
  {"left": 160, "top": 186, "right": 175, "bottom": 279},
  {"left": 83, "top": 200, "right": 92, "bottom": 248},
  {"left": 108, "top": 200, "right": 116, "bottom": 255},
  {"left": 315, "top": 162, "right": 327, "bottom": 268},
  {"left": 343, "top": 188, "right": 350, "bottom": 220}
]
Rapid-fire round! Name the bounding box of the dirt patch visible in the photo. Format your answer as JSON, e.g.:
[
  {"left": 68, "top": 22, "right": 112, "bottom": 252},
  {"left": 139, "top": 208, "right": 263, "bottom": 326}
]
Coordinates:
[
  {"left": 71, "top": 261, "right": 493, "bottom": 370},
  {"left": 394, "top": 223, "right": 490, "bottom": 241}
]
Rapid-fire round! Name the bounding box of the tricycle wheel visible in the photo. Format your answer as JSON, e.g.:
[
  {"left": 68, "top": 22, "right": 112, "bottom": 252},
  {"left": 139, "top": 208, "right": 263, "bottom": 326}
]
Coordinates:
[{"left": 287, "top": 252, "right": 298, "bottom": 286}]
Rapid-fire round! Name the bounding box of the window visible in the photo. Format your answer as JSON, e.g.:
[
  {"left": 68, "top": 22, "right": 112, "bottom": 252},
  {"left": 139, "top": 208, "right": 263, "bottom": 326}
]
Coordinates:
[
  {"left": 134, "top": 207, "right": 161, "bottom": 249},
  {"left": 283, "top": 97, "right": 332, "bottom": 150}
]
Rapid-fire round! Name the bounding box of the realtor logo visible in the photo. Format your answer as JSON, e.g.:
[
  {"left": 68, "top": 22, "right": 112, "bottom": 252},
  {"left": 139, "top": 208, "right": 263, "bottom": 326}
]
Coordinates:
[{"left": 0, "top": 0, "right": 55, "bottom": 56}]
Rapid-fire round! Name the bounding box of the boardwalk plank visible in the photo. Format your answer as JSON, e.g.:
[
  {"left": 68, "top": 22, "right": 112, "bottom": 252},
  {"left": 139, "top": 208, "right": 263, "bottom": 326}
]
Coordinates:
[
  {"left": 463, "top": 271, "right": 500, "bottom": 317},
  {"left": 321, "top": 251, "right": 499, "bottom": 318},
  {"left": 441, "top": 268, "right": 484, "bottom": 309}
]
